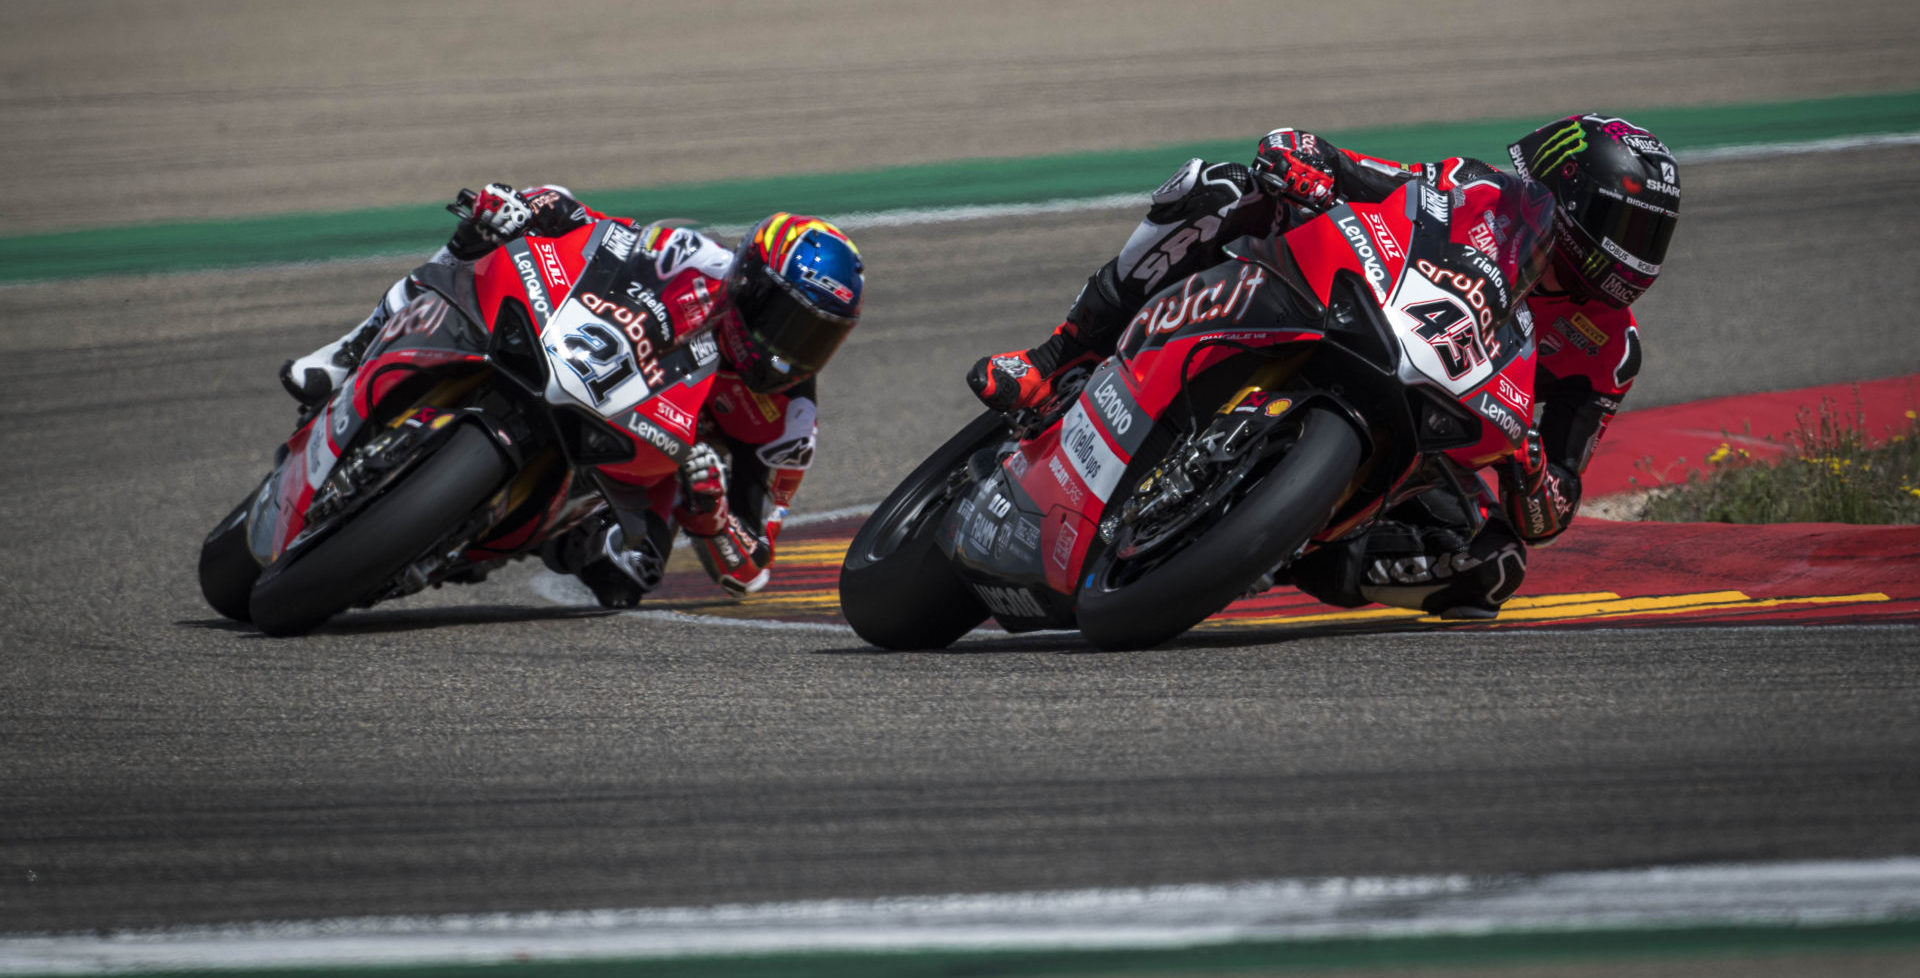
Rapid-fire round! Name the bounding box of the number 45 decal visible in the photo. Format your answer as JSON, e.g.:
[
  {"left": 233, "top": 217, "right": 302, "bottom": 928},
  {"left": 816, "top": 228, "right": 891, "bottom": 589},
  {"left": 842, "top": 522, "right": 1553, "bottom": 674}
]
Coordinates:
[
  {"left": 1404, "top": 298, "right": 1488, "bottom": 380},
  {"left": 551, "top": 321, "right": 638, "bottom": 405}
]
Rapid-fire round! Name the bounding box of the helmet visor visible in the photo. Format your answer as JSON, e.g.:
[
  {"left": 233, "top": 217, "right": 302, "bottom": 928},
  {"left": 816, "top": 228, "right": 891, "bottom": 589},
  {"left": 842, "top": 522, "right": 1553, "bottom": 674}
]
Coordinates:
[
  {"left": 1565, "top": 182, "right": 1678, "bottom": 272},
  {"left": 733, "top": 273, "right": 856, "bottom": 380}
]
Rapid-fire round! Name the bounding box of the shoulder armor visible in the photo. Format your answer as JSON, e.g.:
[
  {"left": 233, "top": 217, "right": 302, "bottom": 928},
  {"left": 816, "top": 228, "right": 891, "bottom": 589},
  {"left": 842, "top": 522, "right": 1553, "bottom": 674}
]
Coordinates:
[{"left": 1152, "top": 158, "right": 1204, "bottom": 205}]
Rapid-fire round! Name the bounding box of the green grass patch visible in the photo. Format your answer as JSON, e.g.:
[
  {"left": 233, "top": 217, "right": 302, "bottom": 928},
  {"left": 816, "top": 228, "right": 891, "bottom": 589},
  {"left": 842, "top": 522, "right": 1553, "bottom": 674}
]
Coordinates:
[{"left": 1640, "top": 396, "right": 1920, "bottom": 524}]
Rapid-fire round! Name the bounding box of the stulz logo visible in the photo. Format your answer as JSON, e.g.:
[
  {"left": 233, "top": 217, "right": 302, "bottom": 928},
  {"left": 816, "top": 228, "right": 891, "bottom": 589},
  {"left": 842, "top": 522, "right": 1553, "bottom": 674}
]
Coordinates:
[
  {"left": 1362, "top": 210, "right": 1404, "bottom": 263},
  {"left": 1091, "top": 377, "right": 1132, "bottom": 435},
  {"left": 653, "top": 398, "right": 696, "bottom": 437},
  {"left": 534, "top": 241, "right": 571, "bottom": 291},
  {"left": 1495, "top": 373, "right": 1532, "bottom": 414},
  {"left": 1335, "top": 213, "right": 1388, "bottom": 300},
  {"left": 514, "top": 253, "right": 551, "bottom": 316},
  {"left": 972, "top": 583, "right": 1047, "bottom": 619}
]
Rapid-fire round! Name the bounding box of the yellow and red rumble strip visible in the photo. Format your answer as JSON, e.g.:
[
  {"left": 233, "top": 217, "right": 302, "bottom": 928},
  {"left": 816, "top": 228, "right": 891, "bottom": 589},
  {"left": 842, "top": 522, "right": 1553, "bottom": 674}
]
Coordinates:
[{"left": 642, "top": 517, "right": 1920, "bottom": 635}]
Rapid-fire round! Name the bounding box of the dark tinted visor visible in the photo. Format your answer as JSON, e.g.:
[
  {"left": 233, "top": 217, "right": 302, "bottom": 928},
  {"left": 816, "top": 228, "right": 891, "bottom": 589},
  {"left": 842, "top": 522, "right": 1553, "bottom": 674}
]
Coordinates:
[
  {"left": 1567, "top": 182, "right": 1677, "bottom": 269},
  {"left": 734, "top": 274, "right": 856, "bottom": 376}
]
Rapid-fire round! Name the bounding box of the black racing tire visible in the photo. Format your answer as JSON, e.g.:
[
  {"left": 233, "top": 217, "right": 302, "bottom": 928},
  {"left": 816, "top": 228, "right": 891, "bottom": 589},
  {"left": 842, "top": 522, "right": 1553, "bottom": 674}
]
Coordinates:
[
  {"left": 248, "top": 423, "right": 509, "bottom": 637},
  {"left": 198, "top": 493, "right": 263, "bottom": 622},
  {"left": 1077, "top": 404, "right": 1363, "bottom": 651},
  {"left": 838, "top": 411, "right": 1001, "bottom": 650}
]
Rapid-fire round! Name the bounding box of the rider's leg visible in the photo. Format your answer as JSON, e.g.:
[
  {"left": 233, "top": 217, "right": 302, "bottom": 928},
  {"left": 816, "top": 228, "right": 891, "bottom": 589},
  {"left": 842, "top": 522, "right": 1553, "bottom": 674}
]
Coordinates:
[
  {"left": 280, "top": 244, "right": 461, "bottom": 406},
  {"left": 539, "top": 479, "right": 677, "bottom": 609},
  {"left": 1290, "top": 495, "right": 1529, "bottom": 620},
  {"left": 280, "top": 275, "right": 414, "bottom": 406}
]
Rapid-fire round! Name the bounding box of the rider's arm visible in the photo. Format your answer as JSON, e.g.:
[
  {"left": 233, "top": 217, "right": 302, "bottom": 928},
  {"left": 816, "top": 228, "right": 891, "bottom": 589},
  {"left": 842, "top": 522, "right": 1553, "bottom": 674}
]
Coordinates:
[
  {"left": 683, "top": 380, "right": 820, "bottom": 596},
  {"left": 446, "top": 183, "right": 634, "bottom": 260},
  {"left": 1500, "top": 303, "right": 1644, "bottom": 542}
]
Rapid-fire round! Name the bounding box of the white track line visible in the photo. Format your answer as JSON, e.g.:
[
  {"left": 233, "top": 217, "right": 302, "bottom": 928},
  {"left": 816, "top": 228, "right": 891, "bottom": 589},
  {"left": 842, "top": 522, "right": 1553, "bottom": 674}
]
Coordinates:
[{"left": 6, "top": 859, "right": 1918, "bottom": 973}]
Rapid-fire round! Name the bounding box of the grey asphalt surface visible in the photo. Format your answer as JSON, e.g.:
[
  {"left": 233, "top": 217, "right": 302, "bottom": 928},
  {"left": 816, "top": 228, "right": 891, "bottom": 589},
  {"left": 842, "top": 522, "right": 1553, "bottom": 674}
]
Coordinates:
[{"left": 2, "top": 144, "right": 1919, "bottom": 942}]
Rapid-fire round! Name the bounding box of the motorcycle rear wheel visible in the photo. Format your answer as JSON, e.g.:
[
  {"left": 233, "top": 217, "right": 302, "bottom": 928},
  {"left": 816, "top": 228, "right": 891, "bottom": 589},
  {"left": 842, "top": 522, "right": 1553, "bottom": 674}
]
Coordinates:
[
  {"left": 198, "top": 494, "right": 262, "bottom": 622},
  {"left": 838, "top": 411, "right": 1000, "bottom": 650},
  {"left": 1077, "top": 404, "right": 1362, "bottom": 651},
  {"left": 248, "top": 423, "right": 509, "bottom": 637}
]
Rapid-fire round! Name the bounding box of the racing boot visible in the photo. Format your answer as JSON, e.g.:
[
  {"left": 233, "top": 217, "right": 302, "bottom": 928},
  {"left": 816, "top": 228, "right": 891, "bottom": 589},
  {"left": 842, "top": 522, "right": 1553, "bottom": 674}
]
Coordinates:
[
  {"left": 965, "top": 322, "right": 1100, "bottom": 413},
  {"left": 1291, "top": 518, "right": 1527, "bottom": 619},
  {"left": 279, "top": 278, "right": 411, "bottom": 408},
  {"left": 539, "top": 508, "right": 671, "bottom": 609}
]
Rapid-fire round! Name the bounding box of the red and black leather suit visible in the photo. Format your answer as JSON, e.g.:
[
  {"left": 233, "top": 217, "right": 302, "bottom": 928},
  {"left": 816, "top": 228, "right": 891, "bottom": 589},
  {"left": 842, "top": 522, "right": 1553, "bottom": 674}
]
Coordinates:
[
  {"left": 1008, "top": 139, "right": 1644, "bottom": 615},
  {"left": 378, "top": 186, "right": 817, "bottom": 602}
]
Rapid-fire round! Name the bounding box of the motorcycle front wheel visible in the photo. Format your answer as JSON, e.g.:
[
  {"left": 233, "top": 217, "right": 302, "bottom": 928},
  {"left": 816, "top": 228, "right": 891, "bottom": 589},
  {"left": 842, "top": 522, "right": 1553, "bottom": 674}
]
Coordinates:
[
  {"left": 198, "top": 491, "right": 264, "bottom": 622},
  {"left": 248, "top": 422, "right": 509, "bottom": 637},
  {"left": 837, "top": 411, "right": 1001, "bottom": 650},
  {"left": 1076, "top": 404, "right": 1362, "bottom": 651}
]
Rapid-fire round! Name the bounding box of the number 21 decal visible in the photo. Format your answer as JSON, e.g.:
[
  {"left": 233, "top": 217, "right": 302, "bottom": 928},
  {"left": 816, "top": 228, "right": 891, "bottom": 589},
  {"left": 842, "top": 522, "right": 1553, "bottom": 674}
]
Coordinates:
[{"left": 551, "top": 321, "right": 637, "bottom": 405}]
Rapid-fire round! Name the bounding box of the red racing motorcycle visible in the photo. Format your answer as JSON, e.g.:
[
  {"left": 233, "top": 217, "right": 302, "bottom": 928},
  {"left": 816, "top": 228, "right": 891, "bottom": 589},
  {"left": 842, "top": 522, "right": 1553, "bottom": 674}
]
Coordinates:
[
  {"left": 840, "top": 174, "right": 1555, "bottom": 650},
  {"left": 199, "top": 207, "right": 727, "bottom": 635}
]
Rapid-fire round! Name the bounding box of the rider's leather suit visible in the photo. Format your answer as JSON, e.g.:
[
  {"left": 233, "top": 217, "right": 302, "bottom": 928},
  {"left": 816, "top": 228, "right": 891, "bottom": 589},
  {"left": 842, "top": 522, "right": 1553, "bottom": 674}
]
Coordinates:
[
  {"left": 332, "top": 186, "right": 817, "bottom": 602},
  {"left": 1031, "top": 141, "right": 1642, "bottom": 615}
]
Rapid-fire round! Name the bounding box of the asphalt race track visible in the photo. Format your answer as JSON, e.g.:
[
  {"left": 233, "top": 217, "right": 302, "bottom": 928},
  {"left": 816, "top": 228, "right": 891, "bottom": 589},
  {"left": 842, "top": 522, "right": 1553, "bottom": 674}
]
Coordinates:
[
  {"left": 5, "top": 2, "right": 1920, "bottom": 971},
  {"left": 2, "top": 142, "right": 1918, "bottom": 944}
]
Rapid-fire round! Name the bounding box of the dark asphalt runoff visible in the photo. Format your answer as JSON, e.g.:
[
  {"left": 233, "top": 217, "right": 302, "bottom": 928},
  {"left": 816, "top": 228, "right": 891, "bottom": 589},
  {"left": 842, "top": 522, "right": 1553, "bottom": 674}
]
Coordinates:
[{"left": 1, "top": 147, "right": 1918, "bottom": 936}]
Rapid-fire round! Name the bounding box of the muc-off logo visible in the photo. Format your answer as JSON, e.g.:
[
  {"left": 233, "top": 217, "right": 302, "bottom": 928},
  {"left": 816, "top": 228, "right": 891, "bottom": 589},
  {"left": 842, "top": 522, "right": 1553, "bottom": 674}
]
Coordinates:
[
  {"left": 1091, "top": 378, "right": 1132, "bottom": 436},
  {"left": 1335, "top": 213, "right": 1388, "bottom": 300},
  {"left": 513, "top": 253, "right": 551, "bottom": 317},
  {"left": 1598, "top": 274, "right": 1641, "bottom": 306}
]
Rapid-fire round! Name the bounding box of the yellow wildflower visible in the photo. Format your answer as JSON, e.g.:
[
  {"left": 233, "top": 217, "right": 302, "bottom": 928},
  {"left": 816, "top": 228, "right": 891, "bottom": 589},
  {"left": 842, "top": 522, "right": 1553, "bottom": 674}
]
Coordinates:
[{"left": 1707, "top": 443, "right": 1731, "bottom": 464}]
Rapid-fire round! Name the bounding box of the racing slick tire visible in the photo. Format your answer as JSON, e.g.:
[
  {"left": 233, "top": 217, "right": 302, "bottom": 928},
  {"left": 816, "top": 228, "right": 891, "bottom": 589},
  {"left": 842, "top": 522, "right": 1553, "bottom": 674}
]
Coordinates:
[
  {"left": 1077, "top": 404, "right": 1362, "bottom": 651},
  {"left": 248, "top": 423, "right": 509, "bottom": 637},
  {"left": 198, "top": 495, "right": 263, "bottom": 622},
  {"left": 838, "top": 411, "right": 999, "bottom": 650}
]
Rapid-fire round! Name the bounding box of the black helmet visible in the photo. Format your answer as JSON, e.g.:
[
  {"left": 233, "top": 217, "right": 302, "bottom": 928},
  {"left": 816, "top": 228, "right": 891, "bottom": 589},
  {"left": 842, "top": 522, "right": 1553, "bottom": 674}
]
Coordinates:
[
  {"left": 720, "top": 213, "right": 864, "bottom": 393},
  {"left": 1509, "top": 114, "right": 1679, "bottom": 308}
]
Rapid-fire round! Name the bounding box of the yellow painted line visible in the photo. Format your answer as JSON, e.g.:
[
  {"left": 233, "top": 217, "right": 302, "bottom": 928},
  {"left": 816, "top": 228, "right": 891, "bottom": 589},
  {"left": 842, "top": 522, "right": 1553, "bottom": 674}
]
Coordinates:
[
  {"left": 1509, "top": 591, "right": 1890, "bottom": 625},
  {"left": 1473, "top": 590, "right": 1753, "bottom": 623},
  {"left": 1210, "top": 591, "right": 1624, "bottom": 629}
]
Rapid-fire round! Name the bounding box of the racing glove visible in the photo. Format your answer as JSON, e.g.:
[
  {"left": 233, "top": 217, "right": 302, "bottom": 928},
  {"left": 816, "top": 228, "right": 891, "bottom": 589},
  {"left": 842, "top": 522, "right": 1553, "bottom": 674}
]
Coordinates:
[
  {"left": 446, "top": 182, "right": 533, "bottom": 260},
  {"left": 1499, "top": 430, "right": 1581, "bottom": 544},
  {"left": 672, "top": 443, "right": 730, "bottom": 537},
  {"left": 1252, "top": 128, "right": 1337, "bottom": 209}
]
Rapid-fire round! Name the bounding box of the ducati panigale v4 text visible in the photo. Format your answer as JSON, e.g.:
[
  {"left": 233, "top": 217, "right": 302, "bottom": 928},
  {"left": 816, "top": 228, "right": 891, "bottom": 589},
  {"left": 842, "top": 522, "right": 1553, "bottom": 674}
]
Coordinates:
[
  {"left": 200, "top": 204, "right": 727, "bottom": 635},
  {"left": 840, "top": 174, "right": 1555, "bottom": 650}
]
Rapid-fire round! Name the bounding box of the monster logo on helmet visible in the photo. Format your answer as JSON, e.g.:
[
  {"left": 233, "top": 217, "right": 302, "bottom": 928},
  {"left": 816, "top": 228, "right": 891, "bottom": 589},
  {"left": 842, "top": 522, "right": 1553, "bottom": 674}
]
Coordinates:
[{"left": 1509, "top": 113, "right": 1680, "bottom": 309}]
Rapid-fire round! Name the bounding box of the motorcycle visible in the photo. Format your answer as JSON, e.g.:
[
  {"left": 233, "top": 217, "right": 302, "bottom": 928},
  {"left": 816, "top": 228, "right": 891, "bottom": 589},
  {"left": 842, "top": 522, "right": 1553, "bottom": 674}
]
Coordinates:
[
  {"left": 199, "top": 197, "right": 727, "bottom": 635},
  {"left": 839, "top": 173, "right": 1556, "bottom": 650}
]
